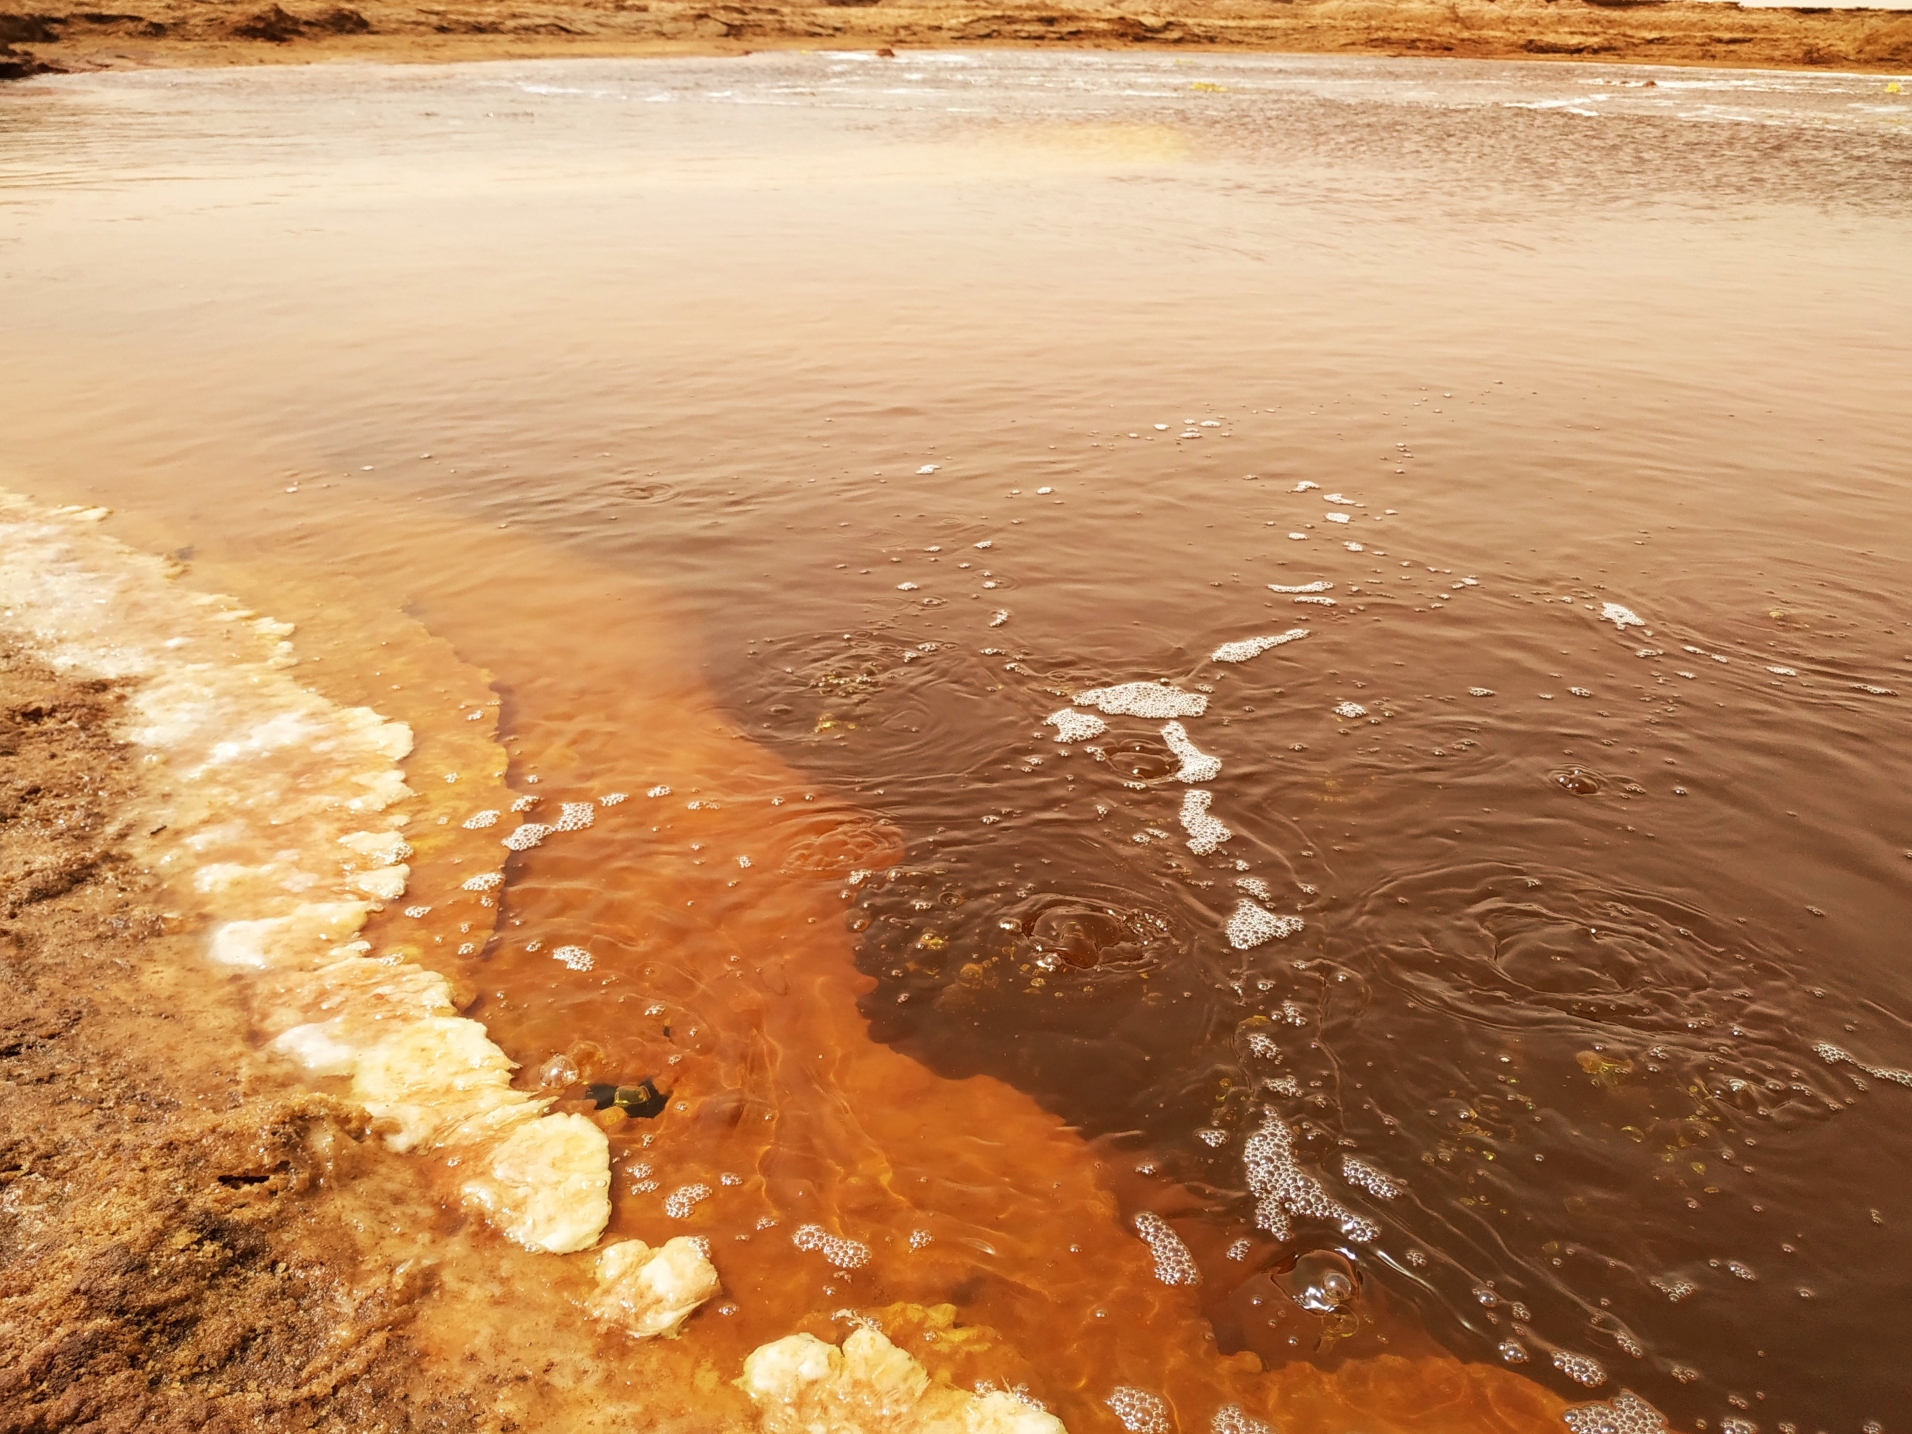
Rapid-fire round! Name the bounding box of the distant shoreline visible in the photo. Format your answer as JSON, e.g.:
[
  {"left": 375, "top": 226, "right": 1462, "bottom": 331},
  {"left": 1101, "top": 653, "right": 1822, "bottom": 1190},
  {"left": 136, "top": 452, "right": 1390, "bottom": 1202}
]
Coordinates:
[{"left": 6, "top": 0, "right": 1911, "bottom": 83}]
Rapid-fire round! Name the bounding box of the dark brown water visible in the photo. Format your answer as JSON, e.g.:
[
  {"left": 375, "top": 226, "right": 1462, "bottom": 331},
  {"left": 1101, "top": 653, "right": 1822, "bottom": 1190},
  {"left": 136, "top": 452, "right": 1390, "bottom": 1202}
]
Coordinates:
[{"left": 3, "top": 51, "right": 1910, "bottom": 1433}]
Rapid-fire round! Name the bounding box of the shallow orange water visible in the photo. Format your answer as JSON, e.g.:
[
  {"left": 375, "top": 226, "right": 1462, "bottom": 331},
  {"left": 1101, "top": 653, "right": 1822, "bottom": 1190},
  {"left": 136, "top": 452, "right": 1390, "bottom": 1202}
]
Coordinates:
[{"left": 4, "top": 51, "right": 1911, "bottom": 1433}]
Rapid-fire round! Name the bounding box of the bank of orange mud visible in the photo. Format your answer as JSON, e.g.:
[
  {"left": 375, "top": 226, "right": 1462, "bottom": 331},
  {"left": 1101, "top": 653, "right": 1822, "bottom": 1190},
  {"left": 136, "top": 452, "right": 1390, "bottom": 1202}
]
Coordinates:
[{"left": 3, "top": 0, "right": 1909, "bottom": 79}]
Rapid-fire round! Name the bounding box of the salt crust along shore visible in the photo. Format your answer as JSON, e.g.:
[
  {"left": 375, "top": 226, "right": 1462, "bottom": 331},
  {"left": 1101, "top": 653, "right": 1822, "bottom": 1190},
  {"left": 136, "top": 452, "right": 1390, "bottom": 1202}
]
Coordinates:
[
  {"left": 0, "top": 489, "right": 612, "bottom": 1256},
  {"left": 742, "top": 1325, "right": 1066, "bottom": 1434}
]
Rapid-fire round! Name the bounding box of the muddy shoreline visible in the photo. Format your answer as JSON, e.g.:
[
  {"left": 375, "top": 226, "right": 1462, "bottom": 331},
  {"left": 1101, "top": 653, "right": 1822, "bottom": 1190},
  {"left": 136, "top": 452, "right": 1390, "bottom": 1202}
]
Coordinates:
[
  {"left": 0, "top": 636, "right": 468, "bottom": 1432},
  {"left": 3, "top": 0, "right": 1909, "bottom": 81}
]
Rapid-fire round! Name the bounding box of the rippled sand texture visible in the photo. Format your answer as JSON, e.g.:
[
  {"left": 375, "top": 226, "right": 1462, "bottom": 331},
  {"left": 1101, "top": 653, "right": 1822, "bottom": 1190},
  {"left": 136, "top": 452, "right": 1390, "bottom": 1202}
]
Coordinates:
[{"left": 3, "top": 51, "right": 1910, "bottom": 1434}]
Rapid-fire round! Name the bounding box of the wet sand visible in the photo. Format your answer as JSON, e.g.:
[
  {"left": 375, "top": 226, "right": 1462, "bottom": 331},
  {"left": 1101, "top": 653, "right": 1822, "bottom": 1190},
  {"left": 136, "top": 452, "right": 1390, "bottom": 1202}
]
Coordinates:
[{"left": 4, "top": 0, "right": 1911, "bottom": 81}]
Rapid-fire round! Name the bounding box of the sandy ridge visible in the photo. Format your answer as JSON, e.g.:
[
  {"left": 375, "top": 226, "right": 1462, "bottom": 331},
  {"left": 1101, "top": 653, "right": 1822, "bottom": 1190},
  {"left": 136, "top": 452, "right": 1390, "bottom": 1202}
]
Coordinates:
[{"left": 3, "top": 0, "right": 1910, "bottom": 80}]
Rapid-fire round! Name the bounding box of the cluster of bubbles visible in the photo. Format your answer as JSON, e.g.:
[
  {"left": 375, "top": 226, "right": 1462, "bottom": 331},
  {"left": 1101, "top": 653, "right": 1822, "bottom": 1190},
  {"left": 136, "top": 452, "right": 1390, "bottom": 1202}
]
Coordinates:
[
  {"left": 790, "top": 1223, "right": 872, "bottom": 1270},
  {"left": 1132, "top": 1211, "right": 1201, "bottom": 1287},
  {"left": 1243, "top": 1111, "right": 1377, "bottom": 1244}
]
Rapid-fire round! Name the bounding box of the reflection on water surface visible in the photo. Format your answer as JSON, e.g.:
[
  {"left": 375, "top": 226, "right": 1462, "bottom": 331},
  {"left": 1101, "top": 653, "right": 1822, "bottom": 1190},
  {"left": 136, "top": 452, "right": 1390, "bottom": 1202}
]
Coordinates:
[{"left": 3, "top": 48, "right": 1910, "bottom": 1434}]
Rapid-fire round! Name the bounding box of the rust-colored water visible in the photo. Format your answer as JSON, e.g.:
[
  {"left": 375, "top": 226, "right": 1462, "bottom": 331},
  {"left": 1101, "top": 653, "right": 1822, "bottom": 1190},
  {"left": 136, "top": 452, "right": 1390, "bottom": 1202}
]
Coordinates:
[{"left": 3, "top": 52, "right": 1910, "bottom": 1433}]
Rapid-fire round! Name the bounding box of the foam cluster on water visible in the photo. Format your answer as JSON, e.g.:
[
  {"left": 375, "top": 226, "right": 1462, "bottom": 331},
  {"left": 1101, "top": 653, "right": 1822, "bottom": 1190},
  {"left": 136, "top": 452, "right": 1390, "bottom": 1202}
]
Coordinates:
[
  {"left": 1814, "top": 1040, "right": 1912, "bottom": 1088},
  {"left": 1225, "top": 900, "right": 1302, "bottom": 950},
  {"left": 1210, "top": 628, "right": 1308, "bottom": 664},
  {"left": 1210, "top": 1406, "right": 1272, "bottom": 1434},
  {"left": 1075, "top": 681, "right": 1208, "bottom": 719},
  {"left": 1243, "top": 1111, "right": 1378, "bottom": 1242},
  {"left": 792, "top": 1222, "right": 872, "bottom": 1270},
  {"left": 1602, "top": 602, "right": 1646, "bottom": 631},
  {"left": 552, "top": 800, "right": 596, "bottom": 832},
  {"left": 1161, "top": 721, "right": 1221, "bottom": 782},
  {"left": 551, "top": 944, "right": 595, "bottom": 972},
  {"left": 1105, "top": 1387, "right": 1171, "bottom": 1434},
  {"left": 0, "top": 490, "right": 609, "bottom": 1257},
  {"left": 741, "top": 1326, "right": 1063, "bottom": 1434},
  {"left": 1047, "top": 707, "right": 1109, "bottom": 743},
  {"left": 1341, "top": 1155, "right": 1401, "bottom": 1199},
  {"left": 1132, "top": 1211, "right": 1200, "bottom": 1286},
  {"left": 1180, "top": 789, "right": 1231, "bottom": 854},
  {"left": 1552, "top": 1350, "right": 1608, "bottom": 1387}
]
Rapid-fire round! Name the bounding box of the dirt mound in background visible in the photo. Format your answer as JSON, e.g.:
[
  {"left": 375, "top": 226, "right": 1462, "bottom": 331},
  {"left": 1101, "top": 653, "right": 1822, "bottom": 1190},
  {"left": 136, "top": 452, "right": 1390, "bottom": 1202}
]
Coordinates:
[
  {"left": 2, "top": 0, "right": 1908, "bottom": 80},
  {"left": 0, "top": 638, "right": 469, "bottom": 1434}
]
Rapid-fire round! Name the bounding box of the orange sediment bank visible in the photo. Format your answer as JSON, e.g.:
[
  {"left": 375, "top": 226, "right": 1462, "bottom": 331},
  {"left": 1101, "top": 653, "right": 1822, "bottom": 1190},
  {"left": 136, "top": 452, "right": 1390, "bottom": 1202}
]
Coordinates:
[
  {"left": 0, "top": 491, "right": 1612, "bottom": 1429},
  {"left": 2, "top": 0, "right": 1910, "bottom": 80}
]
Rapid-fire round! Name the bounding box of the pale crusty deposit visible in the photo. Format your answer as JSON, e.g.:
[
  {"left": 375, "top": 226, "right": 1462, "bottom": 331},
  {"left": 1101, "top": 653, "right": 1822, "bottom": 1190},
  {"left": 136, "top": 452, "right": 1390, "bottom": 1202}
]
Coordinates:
[
  {"left": 741, "top": 1325, "right": 1067, "bottom": 1434},
  {"left": 585, "top": 1237, "right": 723, "bottom": 1338},
  {"left": 0, "top": 490, "right": 610, "bottom": 1255},
  {"left": 5, "top": 0, "right": 1908, "bottom": 82}
]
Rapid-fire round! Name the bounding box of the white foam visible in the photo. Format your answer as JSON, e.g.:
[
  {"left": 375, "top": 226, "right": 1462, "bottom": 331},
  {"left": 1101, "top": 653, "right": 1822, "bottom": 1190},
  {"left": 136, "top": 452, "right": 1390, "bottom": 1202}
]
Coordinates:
[
  {"left": 1292, "top": 481, "right": 1319, "bottom": 493},
  {"left": 1047, "top": 708, "right": 1108, "bottom": 743},
  {"left": 502, "top": 822, "right": 554, "bottom": 851},
  {"left": 1767, "top": 665, "right": 1797, "bottom": 677},
  {"left": 1243, "top": 1110, "right": 1377, "bottom": 1242},
  {"left": 548, "top": 801, "right": 594, "bottom": 832},
  {"left": 1334, "top": 701, "right": 1368, "bottom": 718},
  {"left": 1814, "top": 1040, "right": 1912, "bottom": 1088},
  {"left": 664, "top": 1182, "right": 713, "bottom": 1218},
  {"left": 1210, "top": 629, "right": 1307, "bottom": 664},
  {"left": 1106, "top": 1388, "right": 1172, "bottom": 1434},
  {"left": 1326, "top": 513, "right": 1351, "bottom": 524},
  {"left": 1551, "top": 1351, "right": 1607, "bottom": 1388},
  {"left": 461, "top": 871, "right": 504, "bottom": 893},
  {"left": 1179, "top": 790, "right": 1231, "bottom": 854},
  {"left": 1562, "top": 1392, "right": 1668, "bottom": 1434},
  {"left": 1341, "top": 1155, "right": 1401, "bottom": 1199},
  {"left": 1161, "top": 721, "right": 1221, "bottom": 782},
  {"left": 1211, "top": 1407, "right": 1273, "bottom": 1434},
  {"left": 897, "top": 582, "right": 919, "bottom": 591},
  {"left": 1225, "top": 901, "right": 1302, "bottom": 950},
  {"left": 599, "top": 791, "right": 627, "bottom": 805},
  {"left": 791, "top": 1223, "right": 872, "bottom": 1269},
  {"left": 1468, "top": 687, "right": 1495, "bottom": 697},
  {"left": 1234, "top": 875, "right": 1271, "bottom": 901},
  {"left": 990, "top": 610, "right": 1010, "bottom": 628},
  {"left": 1601, "top": 603, "right": 1646, "bottom": 631},
  {"left": 462, "top": 809, "right": 501, "bottom": 829},
  {"left": 1294, "top": 595, "right": 1336, "bottom": 606},
  {"left": 1076, "top": 682, "right": 1208, "bottom": 719},
  {"left": 1268, "top": 581, "right": 1331, "bottom": 593},
  {"left": 1132, "top": 1211, "right": 1200, "bottom": 1286},
  {"left": 551, "top": 945, "right": 594, "bottom": 972},
  {"left": 647, "top": 784, "right": 671, "bottom": 797}
]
